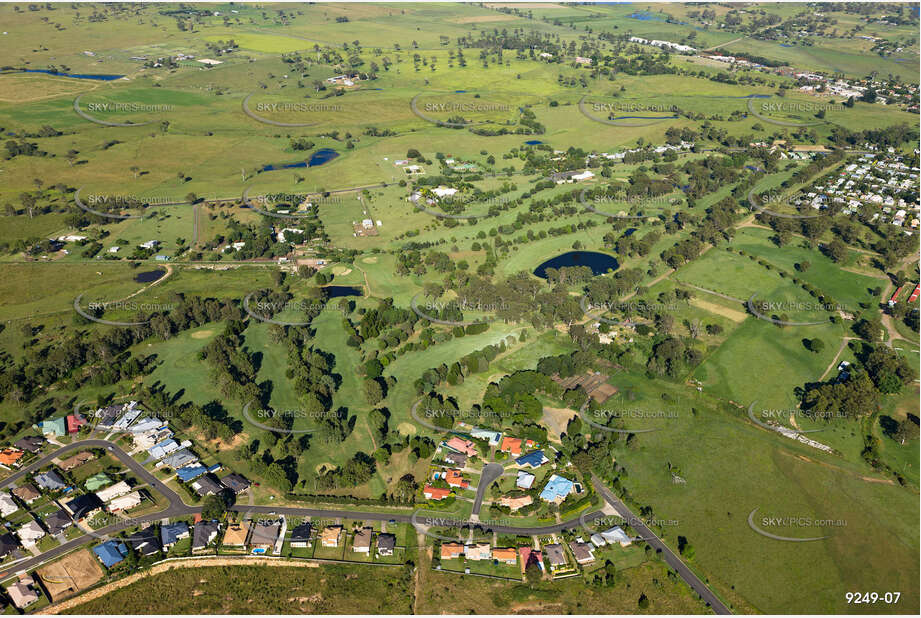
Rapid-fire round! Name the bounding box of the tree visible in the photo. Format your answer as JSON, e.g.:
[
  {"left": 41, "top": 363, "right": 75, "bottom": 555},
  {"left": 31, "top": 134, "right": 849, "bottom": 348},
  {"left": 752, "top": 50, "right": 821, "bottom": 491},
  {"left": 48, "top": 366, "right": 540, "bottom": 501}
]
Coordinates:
[
  {"left": 201, "top": 491, "right": 232, "bottom": 520},
  {"left": 806, "top": 338, "right": 824, "bottom": 353},
  {"left": 364, "top": 379, "right": 384, "bottom": 405},
  {"left": 525, "top": 561, "right": 543, "bottom": 585},
  {"left": 894, "top": 418, "right": 919, "bottom": 445}
]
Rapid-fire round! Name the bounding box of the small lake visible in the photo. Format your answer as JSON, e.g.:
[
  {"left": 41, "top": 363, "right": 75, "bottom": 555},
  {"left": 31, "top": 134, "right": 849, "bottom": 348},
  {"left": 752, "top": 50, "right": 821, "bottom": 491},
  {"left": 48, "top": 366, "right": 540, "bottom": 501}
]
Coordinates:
[
  {"left": 262, "top": 148, "right": 339, "bottom": 172},
  {"left": 524, "top": 140, "right": 543, "bottom": 145},
  {"left": 134, "top": 269, "right": 167, "bottom": 283},
  {"left": 16, "top": 68, "right": 124, "bottom": 81},
  {"left": 324, "top": 285, "right": 363, "bottom": 298},
  {"left": 533, "top": 251, "right": 618, "bottom": 279}
]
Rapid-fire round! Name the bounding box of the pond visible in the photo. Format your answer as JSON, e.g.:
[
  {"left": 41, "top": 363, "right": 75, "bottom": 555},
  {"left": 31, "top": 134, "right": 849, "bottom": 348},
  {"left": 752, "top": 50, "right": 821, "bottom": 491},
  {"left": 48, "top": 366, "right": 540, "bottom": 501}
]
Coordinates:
[
  {"left": 16, "top": 68, "right": 125, "bottom": 81},
  {"left": 323, "top": 285, "right": 363, "bottom": 298},
  {"left": 524, "top": 140, "right": 543, "bottom": 145},
  {"left": 133, "top": 269, "right": 167, "bottom": 283},
  {"left": 262, "top": 149, "right": 339, "bottom": 172},
  {"left": 533, "top": 251, "right": 619, "bottom": 279}
]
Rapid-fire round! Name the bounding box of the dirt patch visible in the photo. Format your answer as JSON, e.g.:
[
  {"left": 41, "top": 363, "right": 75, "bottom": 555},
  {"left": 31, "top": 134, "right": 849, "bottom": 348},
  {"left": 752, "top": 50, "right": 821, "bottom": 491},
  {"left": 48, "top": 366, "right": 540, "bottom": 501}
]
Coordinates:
[
  {"left": 689, "top": 297, "right": 748, "bottom": 323},
  {"left": 542, "top": 407, "right": 578, "bottom": 442},
  {"left": 315, "top": 462, "right": 335, "bottom": 474},
  {"left": 331, "top": 265, "right": 352, "bottom": 276},
  {"left": 189, "top": 329, "right": 215, "bottom": 339},
  {"left": 36, "top": 548, "right": 104, "bottom": 602},
  {"left": 361, "top": 256, "right": 378, "bottom": 264},
  {"left": 397, "top": 422, "right": 417, "bottom": 436},
  {"left": 485, "top": 2, "right": 567, "bottom": 7},
  {"left": 42, "top": 558, "right": 318, "bottom": 614}
]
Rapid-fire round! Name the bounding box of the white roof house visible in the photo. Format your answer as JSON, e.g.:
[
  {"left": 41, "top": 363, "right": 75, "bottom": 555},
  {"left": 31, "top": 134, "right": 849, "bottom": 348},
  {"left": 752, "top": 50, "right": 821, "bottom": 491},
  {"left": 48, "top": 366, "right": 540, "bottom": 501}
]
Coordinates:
[
  {"left": 601, "top": 526, "right": 632, "bottom": 546},
  {"left": 17, "top": 521, "right": 45, "bottom": 546},
  {"left": 516, "top": 470, "right": 536, "bottom": 489},
  {"left": 107, "top": 491, "right": 142, "bottom": 512},
  {"left": 432, "top": 186, "right": 458, "bottom": 198},
  {"left": 0, "top": 492, "right": 18, "bottom": 517},
  {"left": 96, "top": 481, "right": 132, "bottom": 503}
]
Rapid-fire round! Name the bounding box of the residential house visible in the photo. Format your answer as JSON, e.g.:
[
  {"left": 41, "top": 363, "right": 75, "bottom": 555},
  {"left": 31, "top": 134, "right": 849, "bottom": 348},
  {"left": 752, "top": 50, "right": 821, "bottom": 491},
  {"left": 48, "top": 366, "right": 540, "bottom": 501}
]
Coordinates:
[
  {"left": 320, "top": 525, "right": 342, "bottom": 548},
  {"left": 41, "top": 417, "right": 67, "bottom": 437},
  {"left": 93, "top": 541, "right": 129, "bottom": 568},
  {"left": 376, "top": 533, "right": 396, "bottom": 556},
  {"left": 492, "top": 547, "right": 517, "bottom": 565},
  {"left": 58, "top": 451, "right": 94, "bottom": 472},
  {"left": 222, "top": 522, "right": 250, "bottom": 548},
  {"left": 191, "top": 475, "right": 222, "bottom": 497},
  {"left": 499, "top": 436, "right": 524, "bottom": 457},
  {"left": 147, "top": 438, "right": 180, "bottom": 461},
  {"left": 126, "top": 527, "right": 160, "bottom": 557},
  {"left": 440, "top": 542, "right": 464, "bottom": 560},
  {"left": 601, "top": 526, "right": 632, "bottom": 547},
  {"left": 423, "top": 485, "right": 451, "bottom": 501},
  {"left": 539, "top": 475, "right": 575, "bottom": 503},
  {"left": 443, "top": 470, "right": 469, "bottom": 490},
  {"left": 0, "top": 492, "right": 18, "bottom": 517},
  {"left": 160, "top": 522, "right": 190, "bottom": 549},
  {"left": 84, "top": 473, "right": 112, "bottom": 492},
  {"left": 464, "top": 542, "right": 491, "bottom": 561},
  {"left": 249, "top": 521, "right": 281, "bottom": 554},
  {"left": 516, "top": 470, "right": 536, "bottom": 490},
  {"left": 96, "top": 481, "right": 132, "bottom": 503},
  {"left": 176, "top": 465, "right": 208, "bottom": 483},
  {"left": 220, "top": 473, "right": 251, "bottom": 495},
  {"left": 34, "top": 470, "right": 67, "bottom": 492},
  {"left": 64, "top": 494, "right": 104, "bottom": 521},
  {"left": 289, "top": 522, "right": 312, "bottom": 548},
  {"left": 13, "top": 436, "right": 44, "bottom": 454},
  {"left": 0, "top": 449, "right": 24, "bottom": 467},
  {"left": 519, "top": 547, "right": 544, "bottom": 572},
  {"left": 17, "top": 520, "right": 45, "bottom": 547},
  {"left": 6, "top": 576, "right": 39, "bottom": 609},
  {"left": 12, "top": 484, "right": 40, "bottom": 505},
  {"left": 569, "top": 541, "right": 595, "bottom": 564},
  {"left": 590, "top": 533, "right": 606, "bottom": 547},
  {"left": 469, "top": 427, "right": 501, "bottom": 445},
  {"left": 108, "top": 491, "right": 142, "bottom": 512},
  {"left": 65, "top": 414, "right": 87, "bottom": 434},
  {"left": 499, "top": 495, "right": 533, "bottom": 512},
  {"left": 444, "top": 437, "right": 477, "bottom": 457},
  {"left": 160, "top": 449, "right": 198, "bottom": 471},
  {"left": 543, "top": 543, "right": 567, "bottom": 569},
  {"left": 192, "top": 521, "right": 220, "bottom": 553},
  {"left": 443, "top": 451, "right": 467, "bottom": 467},
  {"left": 0, "top": 533, "right": 19, "bottom": 559},
  {"left": 43, "top": 510, "right": 73, "bottom": 535},
  {"left": 515, "top": 450, "right": 549, "bottom": 469},
  {"left": 352, "top": 527, "right": 373, "bottom": 553}
]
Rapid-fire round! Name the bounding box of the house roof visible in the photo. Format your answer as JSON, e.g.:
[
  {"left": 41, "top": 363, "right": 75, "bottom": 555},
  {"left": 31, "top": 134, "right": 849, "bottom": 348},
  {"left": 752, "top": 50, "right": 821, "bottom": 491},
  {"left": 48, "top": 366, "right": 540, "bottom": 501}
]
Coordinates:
[
  {"left": 108, "top": 491, "right": 142, "bottom": 511},
  {"left": 192, "top": 521, "right": 220, "bottom": 549},
  {"left": 191, "top": 474, "right": 222, "bottom": 497},
  {"left": 0, "top": 449, "right": 24, "bottom": 466},
  {"left": 96, "top": 480, "right": 131, "bottom": 503},
  {"left": 500, "top": 436, "right": 523, "bottom": 455},
  {"left": 161, "top": 449, "right": 198, "bottom": 470},
  {"left": 220, "top": 473, "right": 251, "bottom": 494},
  {"left": 34, "top": 470, "right": 67, "bottom": 491},
  {"left": 65, "top": 493, "right": 103, "bottom": 519},
  {"left": 492, "top": 547, "right": 517, "bottom": 562},
  {"left": 250, "top": 521, "right": 281, "bottom": 546},
  {"left": 544, "top": 543, "right": 566, "bottom": 565},
  {"left": 516, "top": 470, "right": 535, "bottom": 489},
  {"left": 42, "top": 417, "right": 67, "bottom": 436},
  {"left": 44, "top": 510, "right": 73, "bottom": 535},
  {"left": 569, "top": 541, "right": 595, "bottom": 563},
  {"left": 515, "top": 450, "right": 548, "bottom": 468},
  {"left": 423, "top": 485, "right": 451, "bottom": 500},
  {"left": 376, "top": 532, "right": 396, "bottom": 551},
  {"left": 58, "top": 451, "right": 94, "bottom": 471},
  {"left": 126, "top": 527, "right": 160, "bottom": 556},
  {"left": 6, "top": 578, "right": 38, "bottom": 608},
  {"left": 539, "top": 474, "right": 575, "bottom": 502},
  {"left": 290, "top": 522, "right": 312, "bottom": 542},
  {"left": 320, "top": 526, "right": 341, "bottom": 544},
  {"left": 161, "top": 522, "right": 190, "bottom": 546},
  {"left": 440, "top": 542, "right": 464, "bottom": 559},
  {"left": 443, "top": 451, "right": 467, "bottom": 466},
  {"left": 223, "top": 522, "right": 250, "bottom": 546},
  {"left": 13, "top": 436, "right": 44, "bottom": 453},
  {"left": 444, "top": 437, "right": 476, "bottom": 456},
  {"left": 176, "top": 464, "right": 207, "bottom": 482},
  {"left": 352, "top": 526, "right": 373, "bottom": 550},
  {"left": 93, "top": 541, "right": 128, "bottom": 568},
  {"left": 0, "top": 533, "right": 20, "bottom": 558},
  {"left": 12, "top": 484, "right": 40, "bottom": 503}
]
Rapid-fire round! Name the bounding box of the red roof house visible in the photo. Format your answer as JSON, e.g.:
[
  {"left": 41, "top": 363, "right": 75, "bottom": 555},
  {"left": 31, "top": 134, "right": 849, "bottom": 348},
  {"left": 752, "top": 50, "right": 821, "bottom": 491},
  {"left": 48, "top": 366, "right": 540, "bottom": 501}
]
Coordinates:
[{"left": 423, "top": 485, "right": 451, "bottom": 500}]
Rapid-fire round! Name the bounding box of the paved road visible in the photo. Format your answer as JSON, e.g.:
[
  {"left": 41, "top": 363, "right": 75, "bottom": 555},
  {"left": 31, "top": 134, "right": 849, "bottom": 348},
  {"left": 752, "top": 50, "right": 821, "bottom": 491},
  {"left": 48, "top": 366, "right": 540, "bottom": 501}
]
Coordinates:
[
  {"left": 591, "top": 474, "right": 731, "bottom": 615},
  {"left": 471, "top": 463, "right": 504, "bottom": 517}
]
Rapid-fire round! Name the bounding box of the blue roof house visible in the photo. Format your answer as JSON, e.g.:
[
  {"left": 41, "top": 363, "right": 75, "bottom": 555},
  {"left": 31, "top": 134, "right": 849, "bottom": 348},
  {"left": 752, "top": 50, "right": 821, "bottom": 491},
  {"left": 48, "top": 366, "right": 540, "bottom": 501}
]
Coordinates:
[
  {"left": 539, "top": 474, "right": 575, "bottom": 504},
  {"left": 516, "top": 450, "right": 549, "bottom": 469},
  {"left": 93, "top": 541, "right": 128, "bottom": 568},
  {"left": 176, "top": 465, "right": 207, "bottom": 482}
]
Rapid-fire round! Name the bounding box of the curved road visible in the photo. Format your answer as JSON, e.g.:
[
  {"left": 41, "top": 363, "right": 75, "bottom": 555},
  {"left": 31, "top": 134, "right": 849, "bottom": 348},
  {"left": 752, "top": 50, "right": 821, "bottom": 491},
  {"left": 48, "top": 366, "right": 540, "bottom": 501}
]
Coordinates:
[{"left": 471, "top": 463, "right": 504, "bottom": 517}]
